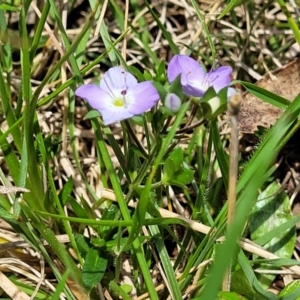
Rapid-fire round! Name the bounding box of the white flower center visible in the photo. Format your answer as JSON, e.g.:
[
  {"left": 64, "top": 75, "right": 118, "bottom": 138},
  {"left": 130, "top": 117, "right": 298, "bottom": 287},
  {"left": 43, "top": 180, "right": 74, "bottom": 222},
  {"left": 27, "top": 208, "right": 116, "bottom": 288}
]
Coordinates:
[
  {"left": 111, "top": 89, "right": 135, "bottom": 109},
  {"left": 112, "top": 90, "right": 127, "bottom": 107},
  {"left": 187, "top": 72, "right": 210, "bottom": 91},
  {"left": 113, "top": 97, "right": 125, "bottom": 107}
]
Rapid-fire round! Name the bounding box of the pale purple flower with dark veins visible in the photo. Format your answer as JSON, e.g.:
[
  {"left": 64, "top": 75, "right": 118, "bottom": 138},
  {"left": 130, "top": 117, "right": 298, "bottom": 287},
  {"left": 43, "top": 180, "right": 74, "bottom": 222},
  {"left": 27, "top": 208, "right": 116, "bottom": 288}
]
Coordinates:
[
  {"left": 75, "top": 67, "right": 160, "bottom": 125},
  {"left": 167, "top": 55, "right": 236, "bottom": 98}
]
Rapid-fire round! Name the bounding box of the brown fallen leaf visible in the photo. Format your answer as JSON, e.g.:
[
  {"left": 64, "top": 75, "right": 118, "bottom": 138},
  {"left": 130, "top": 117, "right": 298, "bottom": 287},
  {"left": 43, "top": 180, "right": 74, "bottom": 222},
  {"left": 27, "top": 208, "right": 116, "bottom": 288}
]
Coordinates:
[{"left": 239, "top": 58, "right": 300, "bottom": 134}]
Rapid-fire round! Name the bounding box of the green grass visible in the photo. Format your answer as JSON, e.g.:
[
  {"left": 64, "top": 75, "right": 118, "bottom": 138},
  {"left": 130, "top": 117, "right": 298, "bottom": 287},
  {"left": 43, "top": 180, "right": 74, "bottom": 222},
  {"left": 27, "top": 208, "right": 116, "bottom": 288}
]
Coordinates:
[{"left": 0, "top": 0, "right": 299, "bottom": 299}]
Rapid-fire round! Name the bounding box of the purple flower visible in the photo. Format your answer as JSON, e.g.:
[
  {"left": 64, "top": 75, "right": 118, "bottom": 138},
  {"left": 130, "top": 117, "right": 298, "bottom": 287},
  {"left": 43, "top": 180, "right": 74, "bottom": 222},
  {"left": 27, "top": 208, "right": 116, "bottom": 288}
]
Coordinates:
[
  {"left": 164, "top": 93, "right": 181, "bottom": 112},
  {"left": 75, "top": 67, "right": 160, "bottom": 125},
  {"left": 167, "top": 55, "right": 235, "bottom": 98}
]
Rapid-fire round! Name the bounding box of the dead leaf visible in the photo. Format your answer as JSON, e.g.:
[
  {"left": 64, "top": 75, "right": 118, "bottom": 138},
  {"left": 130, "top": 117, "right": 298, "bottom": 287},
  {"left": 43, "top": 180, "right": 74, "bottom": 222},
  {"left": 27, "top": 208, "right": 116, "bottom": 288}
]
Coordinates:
[
  {"left": 0, "top": 186, "right": 30, "bottom": 194},
  {"left": 0, "top": 271, "right": 30, "bottom": 300},
  {"left": 239, "top": 58, "right": 300, "bottom": 134}
]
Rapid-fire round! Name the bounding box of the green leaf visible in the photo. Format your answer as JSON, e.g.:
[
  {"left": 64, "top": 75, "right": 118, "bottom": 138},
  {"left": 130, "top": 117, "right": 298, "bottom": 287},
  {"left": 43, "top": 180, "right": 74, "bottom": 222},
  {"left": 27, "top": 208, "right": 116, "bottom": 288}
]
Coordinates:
[
  {"left": 169, "top": 147, "right": 184, "bottom": 170},
  {"left": 50, "top": 270, "right": 71, "bottom": 300},
  {"left": 152, "top": 81, "right": 167, "bottom": 102},
  {"left": 276, "top": 0, "right": 300, "bottom": 46},
  {"left": 82, "top": 249, "right": 108, "bottom": 292},
  {"left": 211, "top": 120, "right": 229, "bottom": 189},
  {"left": 75, "top": 234, "right": 91, "bottom": 256},
  {"left": 120, "top": 284, "right": 133, "bottom": 294},
  {"left": 218, "top": 291, "right": 249, "bottom": 300},
  {"left": 43, "top": 135, "right": 61, "bottom": 158},
  {"left": 109, "top": 0, "right": 124, "bottom": 29},
  {"left": 128, "top": 66, "right": 144, "bottom": 82},
  {"left": 30, "top": 2, "right": 50, "bottom": 60},
  {"left": 98, "top": 19, "right": 118, "bottom": 66},
  {"left": 0, "top": 3, "right": 20, "bottom": 11},
  {"left": 198, "top": 87, "right": 227, "bottom": 120},
  {"left": 69, "top": 197, "right": 87, "bottom": 219},
  {"left": 218, "top": 0, "right": 240, "bottom": 19},
  {"left": 241, "top": 81, "right": 290, "bottom": 109},
  {"left": 250, "top": 181, "right": 295, "bottom": 288},
  {"left": 238, "top": 251, "right": 278, "bottom": 300},
  {"left": 279, "top": 280, "right": 300, "bottom": 300},
  {"left": 84, "top": 110, "right": 101, "bottom": 119},
  {"left": 12, "top": 199, "right": 21, "bottom": 218},
  {"left": 200, "top": 97, "right": 227, "bottom": 120},
  {"left": 163, "top": 148, "right": 194, "bottom": 186},
  {"left": 58, "top": 177, "right": 74, "bottom": 206},
  {"left": 174, "top": 168, "right": 194, "bottom": 185},
  {"left": 96, "top": 205, "right": 120, "bottom": 236},
  {"left": 147, "top": 217, "right": 182, "bottom": 299},
  {"left": 200, "top": 92, "right": 300, "bottom": 299},
  {"left": 109, "top": 281, "right": 132, "bottom": 300},
  {"left": 253, "top": 257, "right": 300, "bottom": 266},
  {"left": 0, "top": 206, "right": 15, "bottom": 220},
  {"left": 231, "top": 268, "right": 263, "bottom": 300},
  {"left": 92, "top": 118, "right": 160, "bottom": 299},
  {"left": 144, "top": 69, "right": 153, "bottom": 80},
  {"left": 250, "top": 181, "right": 295, "bottom": 257},
  {"left": 163, "top": 147, "right": 184, "bottom": 182},
  {"left": 155, "top": 59, "right": 166, "bottom": 83},
  {"left": 168, "top": 74, "right": 183, "bottom": 99},
  {"left": 0, "top": 195, "right": 11, "bottom": 211},
  {"left": 131, "top": 115, "right": 144, "bottom": 126}
]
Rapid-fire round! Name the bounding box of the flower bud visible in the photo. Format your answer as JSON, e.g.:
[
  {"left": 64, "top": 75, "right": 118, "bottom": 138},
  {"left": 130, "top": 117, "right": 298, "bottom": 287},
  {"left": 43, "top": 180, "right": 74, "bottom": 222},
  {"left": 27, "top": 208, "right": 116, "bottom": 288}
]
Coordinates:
[{"left": 164, "top": 93, "right": 181, "bottom": 113}]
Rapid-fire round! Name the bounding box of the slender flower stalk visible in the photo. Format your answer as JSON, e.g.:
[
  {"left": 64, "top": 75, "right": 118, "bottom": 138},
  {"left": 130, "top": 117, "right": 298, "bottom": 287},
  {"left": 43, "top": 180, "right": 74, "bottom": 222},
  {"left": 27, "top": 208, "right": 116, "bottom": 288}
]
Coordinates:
[
  {"left": 75, "top": 67, "right": 160, "bottom": 125},
  {"left": 223, "top": 93, "right": 242, "bottom": 291}
]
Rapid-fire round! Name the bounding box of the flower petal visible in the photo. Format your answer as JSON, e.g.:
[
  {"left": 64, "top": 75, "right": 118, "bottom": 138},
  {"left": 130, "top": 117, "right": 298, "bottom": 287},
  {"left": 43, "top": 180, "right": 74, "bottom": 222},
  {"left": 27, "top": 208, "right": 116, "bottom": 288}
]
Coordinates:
[
  {"left": 168, "top": 55, "right": 205, "bottom": 82},
  {"left": 181, "top": 84, "right": 206, "bottom": 97},
  {"left": 75, "top": 84, "right": 110, "bottom": 110},
  {"left": 208, "top": 66, "right": 232, "bottom": 92},
  {"left": 100, "top": 66, "right": 138, "bottom": 96},
  {"left": 100, "top": 107, "right": 134, "bottom": 125},
  {"left": 167, "top": 55, "right": 207, "bottom": 97},
  {"left": 127, "top": 81, "right": 160, "bottom": 114}
]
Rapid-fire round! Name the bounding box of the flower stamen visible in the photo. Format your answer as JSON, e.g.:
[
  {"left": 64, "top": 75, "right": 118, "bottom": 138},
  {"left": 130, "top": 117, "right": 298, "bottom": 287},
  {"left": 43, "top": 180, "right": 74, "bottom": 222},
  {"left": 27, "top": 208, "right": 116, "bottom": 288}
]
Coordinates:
[
  {"left": 103, "top": 77, "right": 116, "bottom": 99},
  {"left": 209, "top": 72, "right": 220, "bottom": 84},
  {"left": 201, "top": 75, "right": 210, "bottom": 90},
  {"left": 121, "top": 90, "right": 127, "bottom": 107},
  {"left": 121, "top": 71, "right": 127, "bottom": 89}
]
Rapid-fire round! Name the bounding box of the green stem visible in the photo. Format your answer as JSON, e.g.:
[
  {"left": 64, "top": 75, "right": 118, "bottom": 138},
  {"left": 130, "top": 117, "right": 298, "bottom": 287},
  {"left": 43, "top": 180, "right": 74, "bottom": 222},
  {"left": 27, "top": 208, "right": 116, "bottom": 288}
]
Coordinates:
[
  {"left": 189, "top": 0, "right": 216, "bottom": 61},
  {"left": 276, "top": 0, "right": 300, "bottom": 46},
  {"left": 31, "top": 3, "right": 101, "bottom": 105},
  {"left": 137, "top": 181, "right": 163, "bottom": 189},
  {"left": 124, "top": 120, "right": 148, "bottom": 158},
  {"left": 131, "top": 140, "right": 161, "bottom": 188},
  {"left": 93, "top": 120, "right": 159, "bottom": 300},
  {"left": 30, "top": 1, "right": 51, "bottom": 61},
  {"left": 129, "top": 102, "right": 190, "bottom": 244},
  {"left": 21, "top": 204, "right": 85, "bottom": 290}
]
